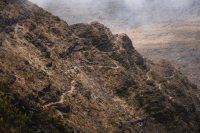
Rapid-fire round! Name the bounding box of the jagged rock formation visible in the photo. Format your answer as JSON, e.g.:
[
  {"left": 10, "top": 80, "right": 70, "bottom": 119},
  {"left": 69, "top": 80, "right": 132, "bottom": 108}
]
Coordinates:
[{"left": 0, "top": 0, "right": 200, "bottom": 132}]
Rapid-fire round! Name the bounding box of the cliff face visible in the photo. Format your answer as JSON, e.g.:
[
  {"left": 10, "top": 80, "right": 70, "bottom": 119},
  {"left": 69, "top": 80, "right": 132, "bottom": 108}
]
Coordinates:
[{"left": 0, "top": 0, "right": 200, "bottom": 132}]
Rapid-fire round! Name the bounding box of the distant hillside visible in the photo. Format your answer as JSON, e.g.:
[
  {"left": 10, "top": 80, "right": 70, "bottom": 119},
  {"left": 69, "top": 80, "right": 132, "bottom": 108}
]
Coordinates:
[{"left": 119, "top": 18, "right": 200, "bottom": 88}]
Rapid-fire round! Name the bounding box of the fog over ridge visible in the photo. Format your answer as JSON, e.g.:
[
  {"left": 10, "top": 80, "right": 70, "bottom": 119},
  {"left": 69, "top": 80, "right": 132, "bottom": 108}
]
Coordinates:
[{"left": 29, "top": 0, "right": 199, "bottom": 29}]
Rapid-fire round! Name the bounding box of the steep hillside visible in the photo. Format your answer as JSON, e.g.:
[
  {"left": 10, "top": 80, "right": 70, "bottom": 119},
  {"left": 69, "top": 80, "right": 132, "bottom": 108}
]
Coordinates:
[
  {"left": 0, "top": 0, "right": 200, "bottom": 132},
  {"left": 30, "top": 0, "right": 200, "bottom": 88}
]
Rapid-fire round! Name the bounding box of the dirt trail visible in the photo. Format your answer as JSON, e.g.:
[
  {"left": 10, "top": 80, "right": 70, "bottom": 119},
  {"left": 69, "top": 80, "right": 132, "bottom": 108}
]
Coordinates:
[
  {"left": 146, "top": 68, "right": 175, "bottom": 99},
  {"left": 79, "top": 60, "right": 120, "bottom": 70},
  {"left": 44, "top": 92, "right": 66, "bottom": 108},
  {"left": 44, "top": 80, "right": 76, "bottom": 108},
  {"left": 146, "top": 69, "right": 162, "bottom": 90}
]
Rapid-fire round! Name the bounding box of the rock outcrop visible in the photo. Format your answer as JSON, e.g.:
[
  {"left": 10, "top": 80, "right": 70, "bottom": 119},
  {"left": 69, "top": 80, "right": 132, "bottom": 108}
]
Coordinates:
[{"left": 0, "top": 0, "right": 200, "bottom": 132}]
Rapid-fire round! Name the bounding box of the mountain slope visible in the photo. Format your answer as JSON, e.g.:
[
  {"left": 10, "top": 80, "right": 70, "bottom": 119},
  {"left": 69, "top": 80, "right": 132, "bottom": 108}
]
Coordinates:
[{"left": 0, "top": 0, "right": 200, "bottom": 132}]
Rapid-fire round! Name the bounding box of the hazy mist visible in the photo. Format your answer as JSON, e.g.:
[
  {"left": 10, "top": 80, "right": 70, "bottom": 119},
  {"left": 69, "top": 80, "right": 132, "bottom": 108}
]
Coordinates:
[{"left": 29, "top": 0, "right": 199, "bottom": 29}]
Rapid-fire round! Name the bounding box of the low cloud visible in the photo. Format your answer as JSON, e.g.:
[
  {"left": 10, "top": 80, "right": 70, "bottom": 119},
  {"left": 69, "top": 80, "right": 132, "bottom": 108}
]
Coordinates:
[{"left": 29, "top": 0, "right": 198, "bottom": 29}]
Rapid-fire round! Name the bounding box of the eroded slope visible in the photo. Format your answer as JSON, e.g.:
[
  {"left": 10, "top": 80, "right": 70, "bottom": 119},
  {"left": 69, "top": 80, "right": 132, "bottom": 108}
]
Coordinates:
[{"left": 0, "top": 0, "right": 200, "bottom": 132}]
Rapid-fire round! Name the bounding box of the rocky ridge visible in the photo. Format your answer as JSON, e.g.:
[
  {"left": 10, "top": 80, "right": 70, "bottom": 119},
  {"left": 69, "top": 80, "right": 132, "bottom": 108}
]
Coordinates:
[{"left": 0, "top": 0, "right": 200, "bottom": 132}]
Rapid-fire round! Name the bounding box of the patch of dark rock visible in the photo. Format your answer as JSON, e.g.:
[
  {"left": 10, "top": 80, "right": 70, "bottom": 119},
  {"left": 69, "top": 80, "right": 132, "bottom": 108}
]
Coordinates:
[
  {"left": 59, "top": 43, "right": 84, "bottom": 58},
  {"left": 145, "top": 103, "right": 166, "bottom": 113},
  {"left": 43, "top": 95, "right": 60, "bottom": 104},
  {"left": 152, "top": 110, "right": 175, "bottom": 124},
  {"left": 0, "top": 41, "right": 3, "bottom": 47},
  {"left": 7, "top": 74, "right": 16, "bottom": 86},
  {"left": 95, "top": 41, "right": 113, "bottom": 52},
  {"left": 174, "top": 88, "right": 186, "bottom": 97},
  {"left": 110, "top": 52, "right": 131, "bottom": 69},
  {"left": 29, "top": 22, "right": 37, "bottom": 31},
  {"left": 119, "top": 34, "right": 134, "bottom": 53},
  {"left": 38, "top": 90, "right": 45, "bottom": 97},
  {"left": 41, "top": 90, "right": 61, "bottom": 104},
  {"left": 116, "top": 122, "right": 123, "bottom": 129},
  {"left": 44, "top": 51, "right": 51, "bottom": 58},
  {"left": 0, "top": 69, "right": 4, "bottom": 74},
  {"left": 0, "top": 13, "right": 29, "bottom": 26},
  {"left": 84, "top": 91, "right": 91, "bottom": 100},
  {"left": 5, "top": 92, "right": 16, "bottom": 101},
  {"left": 38, "top": 84, "right": 55, "bottom": 97},
  {"left": 1, "top": 27, "right": 14, "bottom": 34},
  {"left": 37, "top": 33, "right": 54, "bottom": 46},
  {"left": 25, "top": 94, "right": 39, "bottom": 103},
  {"left": 38, "top": 84, "right": 53, "bottom": 97},
  {"left": 128, "top": 118, "right": 145, "bottom": 125},
  {"left": 135, "top": 55, "right": 145, "bottom": 66},
  {"left": 74, "top": 128, "right": 81, "bottom": 133},
  {"left": 71, "top": 22, "right": 114, "bottom": 52},
  {"left": 59, "top": 44, "right": 76, "bottom": 58},
  {"left": 59, "top": 52, "right": 66, "bottom": 59},
  {"left": 115, "top": 86, "right": 129, "bottom": 97},
  {"left": 114, "top": 79, "right": 136, "bottom": 97},
  {"left": 56, "top": 104, "right": 70, "bottom": 113},
  {"left": 146, "top": 80, "right": 155, "bottom": 86},
  {"left": 0, "top": 80, "right": 8, "bottom": 88},
  {"left": 46, "top": 62, "right": 53, "bottom": 68},
  {"left": 54, "top": 16, "right": 61, "bottom": 22},
  {"left": 85, "top": 108, "right": 91, "bottom": 113},
  {"left": 50, "top": 27, "right": 62, "bottom": 36},
  {"left": 42, "top": 84, "right": 52, "bottom": 93},
  {"left": 24, "top": 60, "right": 30, "bottom": 65},
  {"left": 24, "top": 33, "right": 52, "bottom": 58},
  {"left": 36, "top": 71, "right": 47, "bottom": 80}
]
